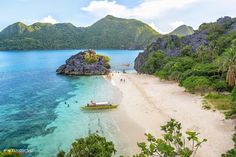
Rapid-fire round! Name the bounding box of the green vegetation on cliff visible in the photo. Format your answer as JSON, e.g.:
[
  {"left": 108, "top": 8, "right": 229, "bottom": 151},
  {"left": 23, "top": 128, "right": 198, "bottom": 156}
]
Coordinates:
[
  {"left": 0, "top": 15, "right": 159, "bottom": 50},
  {"left": 170, "top": 25, "right": 194, "bottom": 37},
  {"left": 137, "top": 17, "right": 236, "bottom": 94}
]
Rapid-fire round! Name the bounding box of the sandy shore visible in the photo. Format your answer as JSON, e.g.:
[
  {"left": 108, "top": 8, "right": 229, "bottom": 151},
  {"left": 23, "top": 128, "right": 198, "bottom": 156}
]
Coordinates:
[{"left": 105, "top": 73, "right": 235, "bottom": 157}]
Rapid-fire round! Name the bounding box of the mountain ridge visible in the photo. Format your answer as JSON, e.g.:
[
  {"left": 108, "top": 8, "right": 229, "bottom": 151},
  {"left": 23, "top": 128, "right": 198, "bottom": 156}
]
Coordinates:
[{"left": 0, "top": 15, "right": 159, "bottom": 50}]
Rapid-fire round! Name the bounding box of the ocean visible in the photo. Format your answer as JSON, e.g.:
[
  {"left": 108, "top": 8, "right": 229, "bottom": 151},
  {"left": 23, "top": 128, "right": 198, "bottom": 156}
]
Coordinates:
[{"left": 0, "top": 49, "right": 140, "bottom": 156}]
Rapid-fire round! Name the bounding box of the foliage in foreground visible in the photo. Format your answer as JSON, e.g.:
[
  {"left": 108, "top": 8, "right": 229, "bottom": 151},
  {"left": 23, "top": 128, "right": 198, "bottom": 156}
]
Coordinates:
[
  {"left": 56, "top": 119, "right": 206, "bottom": 157},
  {"left": 56, "top": 134, "right": 116, "bottom": 157},
  {"left": 225, "top": 86, "right": 236, "bottom": 117},
  {"left": 134, "top": 119, "right": 207, "bottom": 157},
  {"left": 206, "top": 87, "right": 236, "bottom": 157}
]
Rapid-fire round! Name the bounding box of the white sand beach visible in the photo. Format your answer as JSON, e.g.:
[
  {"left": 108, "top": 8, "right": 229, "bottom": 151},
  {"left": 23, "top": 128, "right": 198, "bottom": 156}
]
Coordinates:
[{"left": 105, "top": 73, "right": 235, "bottom": 157}]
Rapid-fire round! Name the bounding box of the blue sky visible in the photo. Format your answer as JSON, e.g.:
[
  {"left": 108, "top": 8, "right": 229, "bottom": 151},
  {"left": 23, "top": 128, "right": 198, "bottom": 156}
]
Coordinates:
[{"left": 1, "top": 0, "right": 236, "bottom": 33}]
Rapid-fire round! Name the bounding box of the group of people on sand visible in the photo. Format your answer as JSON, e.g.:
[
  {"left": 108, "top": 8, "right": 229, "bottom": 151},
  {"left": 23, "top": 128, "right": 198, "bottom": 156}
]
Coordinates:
[{"left": 120, "top": 78, "right": 126, "bottom": 83}]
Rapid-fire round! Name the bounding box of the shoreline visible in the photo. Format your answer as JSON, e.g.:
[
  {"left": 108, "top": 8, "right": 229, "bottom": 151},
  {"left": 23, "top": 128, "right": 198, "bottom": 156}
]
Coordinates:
[{"left": 105, "top": 72, "right": 235, "bottom": 157}]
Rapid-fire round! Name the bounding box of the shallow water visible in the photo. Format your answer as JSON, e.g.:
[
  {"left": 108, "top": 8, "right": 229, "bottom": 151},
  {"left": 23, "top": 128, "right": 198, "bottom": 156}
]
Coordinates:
[{"left": 0, "top": 49, "right": 140, "bottom": 156}]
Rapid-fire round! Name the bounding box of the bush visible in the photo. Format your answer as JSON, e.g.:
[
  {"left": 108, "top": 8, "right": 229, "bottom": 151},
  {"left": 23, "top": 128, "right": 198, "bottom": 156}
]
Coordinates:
[
  {"left": 231, "top": 86, "right": 236, "bottom": 102},
  {"left": 57, "top": 134, "right": 116, "bottom": 157},
  {"left": 180, "top": 45, "right": 192, "bottom": 56},
  {"left": 155, "top": 57, "right": 196, "bottom": 81},
  {"left": 212, "top": 80, "right": 228, "bottom": 91},
  {"left": 154, "top": 69, "right": 169, "bottom": 79},
  {"left": 56, "top": 150, "right": 65, "bottom": 157},
  {"left": 142, "top": 51, "right": 167, "bottom": 74},
  {"left": 135, "top": 119, "right": 207, "bottom": 157},
  {"left": 182, "top": 76, "right": 211, "bottom": 93}
]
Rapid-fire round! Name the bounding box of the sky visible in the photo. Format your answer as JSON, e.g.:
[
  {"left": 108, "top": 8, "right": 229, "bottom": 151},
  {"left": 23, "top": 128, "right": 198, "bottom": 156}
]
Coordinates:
[{"left": 1, "top": 0, "right": 236, "bottom": 33}]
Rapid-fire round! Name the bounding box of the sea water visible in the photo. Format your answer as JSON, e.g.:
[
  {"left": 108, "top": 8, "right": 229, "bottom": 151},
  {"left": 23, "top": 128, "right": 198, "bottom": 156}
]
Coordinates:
[{"left": 0, "top": 50, "right": 140, "bottom": 156}]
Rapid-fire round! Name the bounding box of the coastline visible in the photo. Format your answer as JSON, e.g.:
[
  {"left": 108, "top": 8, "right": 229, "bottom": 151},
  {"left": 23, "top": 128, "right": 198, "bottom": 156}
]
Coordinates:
[{"left": 105, "top": 72, "right": 235, "bottom": 157}]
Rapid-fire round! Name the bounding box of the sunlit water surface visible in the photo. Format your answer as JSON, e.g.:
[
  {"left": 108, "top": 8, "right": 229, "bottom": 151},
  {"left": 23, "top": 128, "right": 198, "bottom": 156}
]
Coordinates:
[{"left": 0, "top": 49, "right": 140, "bottom": 156}]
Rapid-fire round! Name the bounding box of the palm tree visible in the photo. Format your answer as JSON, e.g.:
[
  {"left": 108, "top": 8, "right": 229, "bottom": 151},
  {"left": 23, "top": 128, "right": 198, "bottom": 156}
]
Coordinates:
[{"left": 221, "top": 47, "right": 236, "bottom": 88}]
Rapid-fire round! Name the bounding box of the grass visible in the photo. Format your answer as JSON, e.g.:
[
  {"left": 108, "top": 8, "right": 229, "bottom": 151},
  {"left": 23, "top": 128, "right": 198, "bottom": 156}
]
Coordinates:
[
  {"left": 81, "top": 105, "right": 118, "bottom": 110},
  {"left": 204, "top": 92, "right": 232, "bottom": 111}
]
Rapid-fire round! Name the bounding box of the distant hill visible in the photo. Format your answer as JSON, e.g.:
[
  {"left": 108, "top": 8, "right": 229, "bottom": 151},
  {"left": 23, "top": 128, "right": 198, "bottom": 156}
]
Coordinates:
[
  {"left": 135, "top": 16, "right": 236, "bottom": 72},
  {"left": 0, "top": 15, "right": 159, "bottom": 50},
  {"left": 170, "top": 25, "right": 194, "bottom": 37}
]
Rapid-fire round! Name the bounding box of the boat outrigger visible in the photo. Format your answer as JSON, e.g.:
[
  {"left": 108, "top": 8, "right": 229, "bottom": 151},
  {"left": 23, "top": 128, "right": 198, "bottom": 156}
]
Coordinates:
[{"left": 81, "top": 101, "right": 118, "bottom": 110}]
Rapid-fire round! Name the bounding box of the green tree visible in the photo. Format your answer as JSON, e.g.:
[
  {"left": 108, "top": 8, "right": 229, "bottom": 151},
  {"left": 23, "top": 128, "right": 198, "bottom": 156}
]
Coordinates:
[
  {"left": 134, "top": 119, "right": 207, "bottom": 157},
  {"left": 180, "top": 45, "right": 192, "bottom": 56},
  {"left": 182, "top": 76, "right": 211, "bottom": 93},
  {"left": 220, "top": 46, "right": 236, "bottom": 88},
  {"left": 57, "top": 134, "right": 116, "bottom": 157},
  {"left": 142, "top": 51, "right": 167, "bottom": 74},
  {"left": 195, "top": 46, "right": 217, "bottom": 63}
]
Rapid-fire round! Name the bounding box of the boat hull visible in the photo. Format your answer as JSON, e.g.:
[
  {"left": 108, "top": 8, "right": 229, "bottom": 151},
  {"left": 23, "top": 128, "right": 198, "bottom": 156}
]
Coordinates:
[{"left": 81, "top": 105, "right": 118, "bottom": 110}]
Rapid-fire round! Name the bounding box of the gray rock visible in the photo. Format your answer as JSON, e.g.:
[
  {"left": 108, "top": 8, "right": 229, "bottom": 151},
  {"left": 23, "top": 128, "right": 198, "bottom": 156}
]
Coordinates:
[{"left": 56, "top": 50, "right": 110, "bottom": 75}]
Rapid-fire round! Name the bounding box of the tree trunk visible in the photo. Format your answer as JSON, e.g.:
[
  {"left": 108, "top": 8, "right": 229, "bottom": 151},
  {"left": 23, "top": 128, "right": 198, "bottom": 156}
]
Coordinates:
[{"left": 226, "top": 65, "right": 236, "bottom": 87}]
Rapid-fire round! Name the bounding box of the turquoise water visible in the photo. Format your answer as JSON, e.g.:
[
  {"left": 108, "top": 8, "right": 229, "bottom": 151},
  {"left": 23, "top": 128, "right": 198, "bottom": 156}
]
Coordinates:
[{"left": 0, "top": 50, "right": 140, "bottom": 156}]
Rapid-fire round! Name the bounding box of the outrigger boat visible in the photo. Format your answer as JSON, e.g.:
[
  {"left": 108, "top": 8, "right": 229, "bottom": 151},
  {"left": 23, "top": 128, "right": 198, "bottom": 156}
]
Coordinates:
[{"left": 81, "top": 101, "right": 118, "bottom": 110}]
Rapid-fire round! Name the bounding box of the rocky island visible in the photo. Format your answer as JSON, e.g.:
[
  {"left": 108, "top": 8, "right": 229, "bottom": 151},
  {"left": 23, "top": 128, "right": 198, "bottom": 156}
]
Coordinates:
[{"left": 56, "top": 50, "right": 111, "bottom": 75}]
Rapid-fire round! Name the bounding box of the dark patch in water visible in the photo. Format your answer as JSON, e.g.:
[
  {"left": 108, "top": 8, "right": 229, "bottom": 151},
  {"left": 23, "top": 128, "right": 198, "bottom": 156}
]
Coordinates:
[{"left": 0, "top": 71, "right": 76, "bottom": 150}]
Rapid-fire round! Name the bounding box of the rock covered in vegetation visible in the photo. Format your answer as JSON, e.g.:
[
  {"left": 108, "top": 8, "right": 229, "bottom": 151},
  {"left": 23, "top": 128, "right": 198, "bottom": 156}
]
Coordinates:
[
  {"left": 135, "top": 16, "right": 236, "bottom": 72},
  {"left": 56, "top": 50, "right": 111, "bottom": 75}
]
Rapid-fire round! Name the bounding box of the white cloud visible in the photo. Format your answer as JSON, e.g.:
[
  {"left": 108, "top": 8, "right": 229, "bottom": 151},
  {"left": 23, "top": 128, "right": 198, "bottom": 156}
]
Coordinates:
[
  {"left": 81, "top": 0, "right": 128, "bottom": 17},
  {"left": 81, "top": 0, "right": 200, "bottom": 20},
  {"left": 148, "top": 22, "right": 168, "bottom": 34},
  {"left": 170, "top": 21, "right": 185, "bottom": 29},
  {"left": 40, "top": 16, "right": 57, "bottom": 24}
]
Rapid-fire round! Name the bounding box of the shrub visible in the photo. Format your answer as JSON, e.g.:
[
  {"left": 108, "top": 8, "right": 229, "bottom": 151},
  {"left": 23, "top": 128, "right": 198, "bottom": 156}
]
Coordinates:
[
  {"left": 228, "top": 87, "right": 236, "bottom": 117},
  {"left": 143, "top": 51, "right": 167, "bottom": 74},
  {"left": 212, "top": 80, "right": 228, "bottom": 91},
  {"left": 231, "top": 86, "right": 236, "bottom": 102},
  {"left": 191, "top": 63, "right": 219, "bottom": 77},
  {"left": 155, "top": 57, "right": 196, "bottom": 81},
  {"left": 97, "top": 55, "right": 110, "bottom": 63},
  {"left": 56, "top": 150, "right": 65, "bottom": 157},
  {"left": 85, "top": 52, "right": 98, "bottom": 64},
  {"left": 57, "top": 134, "right": 116, "bottom": 157},
  {"left": 135, "top": 119, "right": 207, "bottom": 157},
  {"left": 154, "top": 69, "right": 169, "bottom": 79},
  {"left": 181, "top": 45, "right": 193, "bottom": 56},
  {"left": 182, "top": 76, "right": 211, "bottom": 93}
]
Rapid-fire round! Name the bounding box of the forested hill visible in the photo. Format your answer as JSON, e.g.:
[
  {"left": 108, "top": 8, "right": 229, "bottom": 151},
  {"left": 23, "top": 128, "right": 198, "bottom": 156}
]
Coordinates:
[
  {"left": 135, "top": 16, "right": 236, "bottom": 92},
  {"left": 0, "top": 15, "right": 159, "bottom": 50}
]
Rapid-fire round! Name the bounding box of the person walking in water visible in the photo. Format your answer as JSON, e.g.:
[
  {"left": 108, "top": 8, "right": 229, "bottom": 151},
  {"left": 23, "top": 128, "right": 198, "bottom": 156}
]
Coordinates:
[{"left": 120, "top": 78, "right": 123, "bottom": 82}]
